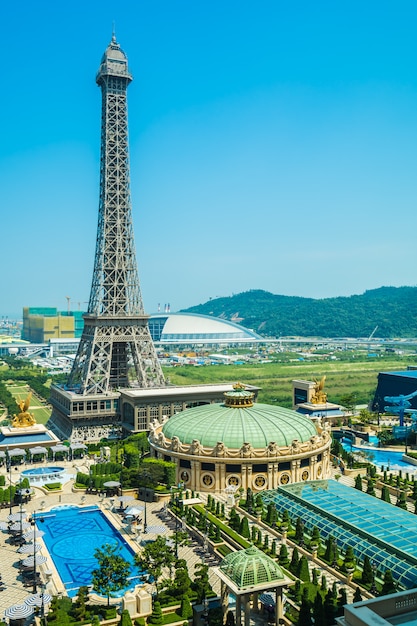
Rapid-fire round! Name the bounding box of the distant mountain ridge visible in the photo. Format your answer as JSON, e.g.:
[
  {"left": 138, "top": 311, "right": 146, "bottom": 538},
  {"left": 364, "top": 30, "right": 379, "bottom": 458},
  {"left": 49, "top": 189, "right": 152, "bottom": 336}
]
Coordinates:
[{"left": 182, "top": 287, "right": 417, "bottom": 338}]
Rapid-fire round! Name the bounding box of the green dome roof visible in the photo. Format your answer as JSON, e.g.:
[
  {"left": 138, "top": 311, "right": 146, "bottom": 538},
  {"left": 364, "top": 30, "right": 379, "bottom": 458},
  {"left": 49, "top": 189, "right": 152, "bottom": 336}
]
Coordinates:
[
  {"left": 220, "top": 545, "right": 284, "bottom": 589},
  {"left": 161, "top": 401, "right": 317, "bottom": 449}
]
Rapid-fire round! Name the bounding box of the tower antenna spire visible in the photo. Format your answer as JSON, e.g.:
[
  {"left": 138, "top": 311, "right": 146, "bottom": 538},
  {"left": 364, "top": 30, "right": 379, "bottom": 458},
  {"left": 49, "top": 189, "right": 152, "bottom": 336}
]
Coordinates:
[
  {"left": 48, "top": 38, "right": 165, "bottom": 442},
  {"left": 112, "top": 21, "right": 116, "bottom": 42}
]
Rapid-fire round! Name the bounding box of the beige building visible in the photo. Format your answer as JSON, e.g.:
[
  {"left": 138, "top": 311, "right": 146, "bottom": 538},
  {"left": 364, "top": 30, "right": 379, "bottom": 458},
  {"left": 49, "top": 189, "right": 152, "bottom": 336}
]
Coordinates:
[{"left": 149, "top": 385, "right": 331, "bottom": 493}]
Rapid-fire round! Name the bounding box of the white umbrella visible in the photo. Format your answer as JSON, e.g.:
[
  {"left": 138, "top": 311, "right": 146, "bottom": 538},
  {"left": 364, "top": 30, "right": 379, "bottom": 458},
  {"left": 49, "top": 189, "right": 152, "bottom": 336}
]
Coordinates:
[
  {"left": 22, "top": 554, "right": 47, "bottom": 567},
  {"left": 103, "top": 480, "right": 120, "bottom": 488},
  {"left": 4, "top": 603, "right": 33, "bottom": 620},
  {"left": 23, "top": 529, "right": 45, "bottom": 541},
  {"left": 18, "top": 542, "right": 42, "bottom": 554},
  {"left": 117, "top": 495, "right": 134, "bottom": 503},
  {"left": 144, "top": 525, "right": 166, "bottom": 534},
  {"left": 24, "top": 592, "right": 52, "bottom": 607},
  {"left": 8, "top": 512, "right": 27, "bottom": 522},
  {"left": 0, "top": 521, "right": 8, "bottom": 531},
  {"left": 10, "top": 521, "right": 31, "bottom": 532},
  {"left": 125, "top": 505, "right": 144, "bottom": 516}
]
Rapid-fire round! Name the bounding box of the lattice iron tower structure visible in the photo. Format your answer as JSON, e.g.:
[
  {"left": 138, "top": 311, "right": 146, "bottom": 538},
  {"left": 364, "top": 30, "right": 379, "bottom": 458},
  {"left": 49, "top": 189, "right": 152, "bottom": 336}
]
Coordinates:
[{"left": 48, "top": 36, "right": 164, "bottom": 440}]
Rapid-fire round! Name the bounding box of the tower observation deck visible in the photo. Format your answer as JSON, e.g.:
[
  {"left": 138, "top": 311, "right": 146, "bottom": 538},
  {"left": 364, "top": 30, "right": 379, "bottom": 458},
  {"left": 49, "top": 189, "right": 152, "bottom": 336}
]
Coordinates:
[{"left": 48, "top": 36, "right": 165, "bottom": 441}]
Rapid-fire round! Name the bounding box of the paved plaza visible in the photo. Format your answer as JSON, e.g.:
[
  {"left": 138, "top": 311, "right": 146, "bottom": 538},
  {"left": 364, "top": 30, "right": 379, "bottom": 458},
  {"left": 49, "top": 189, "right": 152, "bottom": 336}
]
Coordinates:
[{"left": 0, "top": 459, "right": 360, "bottom": 624}]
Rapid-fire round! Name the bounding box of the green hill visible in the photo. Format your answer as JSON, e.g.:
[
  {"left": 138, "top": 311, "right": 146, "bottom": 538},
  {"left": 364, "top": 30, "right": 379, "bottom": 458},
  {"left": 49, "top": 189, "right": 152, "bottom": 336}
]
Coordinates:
[{"left": 182, "top": 286, "right": 417, "bottom": 338}]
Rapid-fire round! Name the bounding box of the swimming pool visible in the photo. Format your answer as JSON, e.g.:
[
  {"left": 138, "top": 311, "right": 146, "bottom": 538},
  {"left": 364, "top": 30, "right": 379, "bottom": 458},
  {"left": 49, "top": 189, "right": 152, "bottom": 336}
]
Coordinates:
[
  {"left": 341, "top": 440, "right": 417, "bottom": 473},
  {"left": 22, "top": 466, "right": 65, "bottom": 476},
  {"left": 21, "top": 466, "right": 67, "bottom": 485},
  {"left": 36, "top": 505, "right": 142, "bottom": 597}
]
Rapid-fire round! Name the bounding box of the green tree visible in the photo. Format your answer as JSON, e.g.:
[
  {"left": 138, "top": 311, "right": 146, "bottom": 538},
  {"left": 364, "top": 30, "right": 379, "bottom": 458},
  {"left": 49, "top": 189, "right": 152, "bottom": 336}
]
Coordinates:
[
  {"left": 381, "top": 485, "right": 391, "bottom": 503},
  {"left": 91, "top": 543, "right": 131, "bottom": 607},
  {"left": 310, "top": 525, "right": 321, "bottom": 548},
  {"left": 72, "top": 586, "right": 90, "bottom": 621},
  {"left": 354, "top": 475, "right": 363, "bottom": 491},
  {"left": 313, "top": 592, "right": 325, "bottom": 626},
  {"left": 179, "top": 595, "right": 193, "bottom": 619},
  {"left": 353, "top": 587, "right": 363, "bottom": 603},
  {"left": 366, "top": 479, "right": 376, "bottom": 496},
  {"left": 343, "top": 546, "right": 356, "bottom": 571},
  {"left": 193, "top": 563, "right": 211, "bottom": 603},
  {"left": 361, "top": 556, "right": 374, "bottom": 585},
  {"left": 380, "top": 569, "right": 396, "bottom": 595},
  {"left": 148, "top": 600, "right": 163, "bottom": 624},
  {"left": 298, "top": 590, "right": 312, "bottom": 626},
  {"left": 296, "top": 555, "right": 311, "bottom": 582},
  {"left": 119, "top": 609, "right": 133, "bottom": 625},
  {"left": 91, "top": 617, "right": 101, "bottom": 626},
  {"left": 174, "top": 562, "right": 192, "bottom": 598},
  {"left": 279, "top": 544, "right": 290, "bottom": 567},
  {"left": 135, "top": 536, "right": 175, "bottom": 597},
  {"left": 295, "top": 517, "right": 304, "bottom": 544},
  {"left": 396, "top": 491, "right": 408, "bottom": 510},
  {"left": 293, "top": 579, "right": 301, "bottom": 603},
  {"left": 239, "top": 516, "right": 250, "bottom": 539},
  {"left": 289, "top": 547, "right": 299, "bottom": 574},
  {"left": 246, "top": 488, "right": 254, "bottom": 511},
  {"left": 324, "top": 535, "right": 338, "bottom": 565},
  {"left": 324, "top": 588, "right": 337, "bottom": 625},
  {"left": 338, "top": 588, "right": 348, "bottom": 613}
]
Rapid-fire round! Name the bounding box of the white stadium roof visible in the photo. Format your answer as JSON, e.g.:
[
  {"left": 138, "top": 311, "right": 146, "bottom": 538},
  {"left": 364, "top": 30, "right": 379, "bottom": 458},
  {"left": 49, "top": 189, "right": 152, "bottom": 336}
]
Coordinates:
[{"left": 149, "top": 312, "right": 263, "bottom": 345}]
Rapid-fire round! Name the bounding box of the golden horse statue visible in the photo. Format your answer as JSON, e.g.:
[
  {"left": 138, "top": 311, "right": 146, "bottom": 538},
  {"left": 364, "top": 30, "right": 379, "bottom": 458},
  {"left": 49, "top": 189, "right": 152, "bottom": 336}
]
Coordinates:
[
  {"left": 12, "top": 392, "right": 36, "bottom": 428},
  {"left": 311, "top": 376, "right": 327, "bottom": 404}
]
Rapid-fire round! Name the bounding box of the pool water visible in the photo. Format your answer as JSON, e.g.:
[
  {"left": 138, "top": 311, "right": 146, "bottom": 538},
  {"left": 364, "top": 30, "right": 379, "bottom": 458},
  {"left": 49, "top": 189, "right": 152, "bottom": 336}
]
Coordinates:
[
  {"left": 341, "top": 440, "right": 417, "bottom": 473},
  {"left": 22, "top": 467, "right": 64, "bottom": 476},
  {"left": 37, "top": 505, "right": 142, "bottom": 597}
]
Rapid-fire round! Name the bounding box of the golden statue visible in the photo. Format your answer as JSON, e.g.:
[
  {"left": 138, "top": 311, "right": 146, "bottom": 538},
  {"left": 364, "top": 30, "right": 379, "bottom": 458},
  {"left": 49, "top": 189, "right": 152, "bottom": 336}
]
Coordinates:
[
  {"left": 311, "top": 376, "right": 327, "bottom": 404},
  {"left": 12, "top": 392, "right": 36, "bottom": 428}
]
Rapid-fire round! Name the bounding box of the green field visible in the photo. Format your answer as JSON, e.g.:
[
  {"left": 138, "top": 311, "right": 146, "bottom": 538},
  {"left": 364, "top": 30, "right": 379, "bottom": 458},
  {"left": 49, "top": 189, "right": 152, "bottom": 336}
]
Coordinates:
[
  {"left": 164, "top": 355, "right": 417, "bottom": 408},
  {"left": 6, "top": 383, "right": 51, "bottom": 425}
]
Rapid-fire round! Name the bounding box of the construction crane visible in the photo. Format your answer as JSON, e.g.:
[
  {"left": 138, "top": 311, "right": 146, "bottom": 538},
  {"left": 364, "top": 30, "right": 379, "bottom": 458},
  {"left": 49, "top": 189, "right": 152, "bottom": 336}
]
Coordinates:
[{"left": 65, "top": 296, "right": 71, "bottom": 314}]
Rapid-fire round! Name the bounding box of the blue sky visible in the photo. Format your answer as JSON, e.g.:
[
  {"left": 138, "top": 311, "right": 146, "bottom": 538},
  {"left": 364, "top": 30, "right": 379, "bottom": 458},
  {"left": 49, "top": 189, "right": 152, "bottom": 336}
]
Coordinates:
[{"left": 1, "top": 1, "right": 417, "bottom": 319}]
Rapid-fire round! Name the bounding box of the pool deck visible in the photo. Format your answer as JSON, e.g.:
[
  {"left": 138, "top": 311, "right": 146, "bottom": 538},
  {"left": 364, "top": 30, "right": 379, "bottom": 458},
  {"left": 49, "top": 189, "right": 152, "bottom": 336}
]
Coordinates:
[
  {"left": 0, "top": 458, "right": 222, "bottom": 620},
  {"left": 0, "top": 459, "right": 359, "bottom": 625}
]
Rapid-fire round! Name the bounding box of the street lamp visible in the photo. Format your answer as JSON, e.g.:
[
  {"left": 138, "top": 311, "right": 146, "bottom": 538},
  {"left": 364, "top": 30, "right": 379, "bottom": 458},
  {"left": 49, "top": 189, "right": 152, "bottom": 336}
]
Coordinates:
[
  {"left": 30, "top": 511, "right": 44, "bottom": 593},
  {"left": 6, "top": 452, "right": 13, "bottom": 515},
  {"left": 202, "top": 598, "right": 209, "bottom": 626}
]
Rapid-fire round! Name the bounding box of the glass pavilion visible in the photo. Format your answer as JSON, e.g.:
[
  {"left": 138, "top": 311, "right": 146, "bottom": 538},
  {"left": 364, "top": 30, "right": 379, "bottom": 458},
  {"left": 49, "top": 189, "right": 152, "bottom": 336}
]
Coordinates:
[{"left": 262, "top": 479, "right": 417, "bottom": 588}]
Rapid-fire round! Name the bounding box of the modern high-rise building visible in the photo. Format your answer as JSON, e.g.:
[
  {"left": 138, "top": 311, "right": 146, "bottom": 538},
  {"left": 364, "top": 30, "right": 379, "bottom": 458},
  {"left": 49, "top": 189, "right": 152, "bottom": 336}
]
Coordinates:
[{"left": 48, "top": 36, "right": 165, "bottom": 441}]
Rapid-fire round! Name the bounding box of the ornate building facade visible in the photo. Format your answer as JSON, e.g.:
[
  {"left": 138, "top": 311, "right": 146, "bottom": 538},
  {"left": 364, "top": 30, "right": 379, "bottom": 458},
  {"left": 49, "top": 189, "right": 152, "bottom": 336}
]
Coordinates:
[{"left": 149, "top": 385, "right": 332, "bottom": 492}]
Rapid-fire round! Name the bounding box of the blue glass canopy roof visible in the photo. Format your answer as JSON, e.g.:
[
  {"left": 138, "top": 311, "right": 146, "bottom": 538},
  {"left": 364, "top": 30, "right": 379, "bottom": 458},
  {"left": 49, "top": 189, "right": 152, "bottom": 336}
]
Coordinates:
[{"left": 262, "top": 480, "right": 417, "bottom": 588}]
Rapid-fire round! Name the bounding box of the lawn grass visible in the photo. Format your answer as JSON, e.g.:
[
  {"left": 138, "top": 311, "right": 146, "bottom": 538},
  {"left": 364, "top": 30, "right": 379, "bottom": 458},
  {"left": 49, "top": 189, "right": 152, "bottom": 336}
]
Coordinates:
[
  {"left": 164, "top": 355, "right": 414, "bottom": 408},
  {"left": 6, "top": 383, "right": 51, "bottom": 424}
]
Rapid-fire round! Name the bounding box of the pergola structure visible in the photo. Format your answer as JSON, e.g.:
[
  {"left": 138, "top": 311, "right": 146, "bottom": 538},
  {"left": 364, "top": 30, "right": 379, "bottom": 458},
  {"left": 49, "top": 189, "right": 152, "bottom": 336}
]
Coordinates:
[
  {"left": 49, "top": 445, "right": 69, "bottom": 460},
  {"left": 213, "top": 545, "right": 292, "bottom": 626},
  {"left": 27, "top": 447, "right": 48, "bottom": 461}
]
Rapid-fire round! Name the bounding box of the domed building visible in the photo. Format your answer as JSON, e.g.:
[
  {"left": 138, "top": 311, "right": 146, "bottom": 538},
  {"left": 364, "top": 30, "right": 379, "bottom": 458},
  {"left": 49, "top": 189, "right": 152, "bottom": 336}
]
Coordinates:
[{"left": 149, "top": 384, "right": 331, "bottom": 492}]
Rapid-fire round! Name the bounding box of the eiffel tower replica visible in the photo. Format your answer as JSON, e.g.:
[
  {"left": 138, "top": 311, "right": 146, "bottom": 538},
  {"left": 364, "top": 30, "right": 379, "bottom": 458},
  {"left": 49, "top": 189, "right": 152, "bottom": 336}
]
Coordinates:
[{"left": 48, "top": 35, "right": 165, "bottom": 441}]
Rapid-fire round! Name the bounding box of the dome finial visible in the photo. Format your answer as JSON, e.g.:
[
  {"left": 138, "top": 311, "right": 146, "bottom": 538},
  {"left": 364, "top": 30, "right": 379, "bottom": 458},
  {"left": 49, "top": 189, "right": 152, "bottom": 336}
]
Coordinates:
[
  {"left": 224, "top": 383, "right": 254, "bottom": 408},
  {"left": 112, "top": 21, "right": 117, "bottom": 43}
]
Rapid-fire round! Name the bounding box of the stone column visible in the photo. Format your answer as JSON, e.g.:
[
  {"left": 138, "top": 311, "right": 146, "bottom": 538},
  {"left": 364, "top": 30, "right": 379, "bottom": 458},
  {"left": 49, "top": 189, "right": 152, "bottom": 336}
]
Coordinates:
[
  {"left": 190, "top": 460, "right": 198, "bottom": 492},
  {"left": 219, "top": 462, "right": 226, "bottom": 493},
  {"left": 236, "top": 595, "right": 242, "bottom": 626},
  {"left": 246, "top": 463, "right": 253, "bottom": 491},
  {"left": 275, "top": 586, "right": 282, "bottom": 626},
  {"left": 241, "top": 465, "right": 247, "bottom": 491},
  {"left": 310, "top": 455, "right": 317, "bottom": 479},
  {"left": 244, "top": 594, "right": 251, "bottom": 626},
  {"left": 220, "top": 581, "right": 229, "bottom": 622}
]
